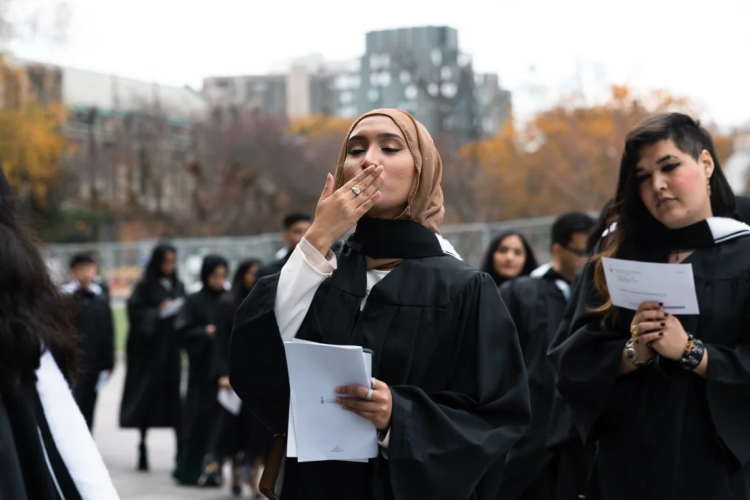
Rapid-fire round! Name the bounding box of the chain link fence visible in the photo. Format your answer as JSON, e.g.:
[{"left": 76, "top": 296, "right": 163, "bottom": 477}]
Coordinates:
[{"left": 42, "top": 216, "right": 558, "bottom": 302}]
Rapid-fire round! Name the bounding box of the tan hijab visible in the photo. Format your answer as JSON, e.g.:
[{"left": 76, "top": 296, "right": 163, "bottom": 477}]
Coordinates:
[
  {"left": 334, "top": 109, "right": 445, "bottom": 233},
  {"left": 333, "top": 109, "right": 445, "bottom": 270}
]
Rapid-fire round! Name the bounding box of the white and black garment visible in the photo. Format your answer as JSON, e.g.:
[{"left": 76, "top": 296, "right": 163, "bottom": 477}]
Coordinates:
[
  {"left": 602, "top": 217, "right": 750, "bottom": 245},
  {"left": 0, "top": 349, "right": 119, "bottom": 499},
  {"left": 60, "top": 280, "right": 103, "bottom": 296},
  {"left": 35, "top": 350, "right": 120, "bottom": 499}
]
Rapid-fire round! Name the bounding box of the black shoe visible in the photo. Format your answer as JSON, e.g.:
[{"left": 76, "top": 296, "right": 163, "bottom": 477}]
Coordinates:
[{"left": 137, "top": 442, "right": 149, "bottom": 472}]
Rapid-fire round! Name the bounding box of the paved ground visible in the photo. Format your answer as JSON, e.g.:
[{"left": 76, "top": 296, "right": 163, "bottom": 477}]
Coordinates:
[{"left": 94, "top": 362, "right": 255, "bottom": 500}]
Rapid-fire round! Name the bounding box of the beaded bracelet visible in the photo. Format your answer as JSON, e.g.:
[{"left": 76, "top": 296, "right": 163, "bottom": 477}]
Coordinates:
[{"left": 680, "top": 333, "right": 705, "bottom": 371}]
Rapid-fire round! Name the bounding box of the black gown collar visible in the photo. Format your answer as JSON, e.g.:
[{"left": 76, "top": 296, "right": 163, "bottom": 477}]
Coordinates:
[{"left": 347, "top": 217, "right": 445, "bottom": 260}]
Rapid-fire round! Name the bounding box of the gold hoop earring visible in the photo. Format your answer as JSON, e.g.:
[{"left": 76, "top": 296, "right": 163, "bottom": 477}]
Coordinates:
[{"left": 707, "top": 176, "right": 712, "bottom": 195}]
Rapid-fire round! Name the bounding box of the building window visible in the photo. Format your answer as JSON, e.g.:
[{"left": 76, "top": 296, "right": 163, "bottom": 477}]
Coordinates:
[
  {"left": 441, "top": 82, "right": 458, "bottom": 98},
  {"left": 431, "top": 49, "right": 442, "bottom": 66},
  {"left": 367, "top": 89, "right": 379, "bottom": 103}
]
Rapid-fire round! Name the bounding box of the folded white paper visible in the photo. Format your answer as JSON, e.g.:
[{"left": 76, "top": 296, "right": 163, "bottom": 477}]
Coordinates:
[
  {"left": 602, "top": 257, "right": 700, "bottom": 314},
  {"left": 217, "top": 388, "right": 243, "bottom": 416},
  {"left": 159, "top": 297, "right": 185, "bottom": 319},
  {"left": 284, "top": 340, "right": 377, "bottom": 463}
]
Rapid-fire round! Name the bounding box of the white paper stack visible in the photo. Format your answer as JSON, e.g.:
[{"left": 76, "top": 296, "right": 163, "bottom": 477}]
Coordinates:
[{"left": 284, "top": 339, "right": 377, "bottom": 463}]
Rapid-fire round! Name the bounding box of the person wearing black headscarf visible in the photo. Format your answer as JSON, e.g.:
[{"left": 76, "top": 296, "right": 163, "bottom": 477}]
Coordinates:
[
  {"left": 200, "top": 258, "right": 273, "bottom": 497},
  {"left": 173, "top": 254, "right": 229, "bottom": 486},
  {"left": 481, "top": 231, "right": 539, "bottom": 288},
  {"left": 119, "top": 243, "right": 186, "bottom": 472}
]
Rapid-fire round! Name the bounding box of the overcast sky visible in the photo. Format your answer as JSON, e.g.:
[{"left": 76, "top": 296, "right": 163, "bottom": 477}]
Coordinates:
[{"left": 11, "top": 0, "right": 750, "bottom": 128}]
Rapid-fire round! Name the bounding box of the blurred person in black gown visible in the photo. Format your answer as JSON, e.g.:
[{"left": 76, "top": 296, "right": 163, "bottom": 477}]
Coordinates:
[
  {"left": 120, "top": 244, "right": 186, "bottom": 471},
  {"left": 230, "top": 109, "right": 531, "bottom": 500},
  {"left": 549, "top": 113, "right": 750, "bottom": 499},
  {"left": 173, "top": 254, "right": 229, "bottom": 486},
  {"left": 481, "top": 231, "right": 539, "bottom": 288},
  {"left": 0, "top": 164, "right": 119, "bottom": 499},
  {"left": 201, "top": 258, "right": 272, "bottom": 498},
  {"left": 255, "top": 212, "right": 312, "bottom": 281},
  {"left": 497, "top": 212, "right": 594, "bottom": 500},
  {"left": 60, "top": 253, "right": 115, "bottom": 431}
]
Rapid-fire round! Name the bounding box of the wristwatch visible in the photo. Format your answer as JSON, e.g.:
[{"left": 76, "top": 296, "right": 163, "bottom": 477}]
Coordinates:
[{"left": 625, "top": 338, "right": 656, "bottom": 368}]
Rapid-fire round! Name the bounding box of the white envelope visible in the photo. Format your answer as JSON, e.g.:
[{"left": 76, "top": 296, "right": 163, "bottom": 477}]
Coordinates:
[{"left": 602, "top": 257, "right": 700, "bottom": 314}]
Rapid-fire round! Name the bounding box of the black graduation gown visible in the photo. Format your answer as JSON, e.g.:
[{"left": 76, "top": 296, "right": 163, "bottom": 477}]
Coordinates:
[
  {"left": 71, "top": 288, "right": 115, "bottom": 430},
  {"left": 498, "top": 270, "right": 569, "bottom": 499},
  {"left": 549, "top": 237, "right": 750, "bottom": 500},
  {"left": 209, "top": 296, "right": 271, "bottom": 460},
  {"left": 0, "top": 371, "right": 82, "bottom": 500},
  {"left": 120, "top": 278, "right": 185, "bottom": 429},
  {"left": 230, "top": 244, "right": 531, "bottom": 500},
  {"left": 175, "top": 288, "right": 222, "bottom": 443}
]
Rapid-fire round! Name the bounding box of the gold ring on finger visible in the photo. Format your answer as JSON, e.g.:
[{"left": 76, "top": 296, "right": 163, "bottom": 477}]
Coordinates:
[{"left": 630, "top": 324, "right": 640, "bottom": 337}]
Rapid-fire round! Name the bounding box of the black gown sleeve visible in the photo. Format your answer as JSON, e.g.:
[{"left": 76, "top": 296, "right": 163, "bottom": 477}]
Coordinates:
[
  {"left": 102, "top": 300, "right": 116, "bottom": 371},
  {"left": 211, "top": 299, "right": 233, "bottom": 380},
  {"left": 386, "top": 273, "right": 531, "bottom": 500},
  {"left": 547, "top": 260, "right": 633, "bottom": 444},
  {"left": 704, "top": 295, "right": 750, "bottom": 468},
  {"left": 499, "top": 280, "right": 521, "bottom": 331},
  {"left": 126, "top": 282, "right": 160, "bottom": 339},
  {"left": 229, "top": 275, "right": 290, "bottom": 435},
  {"left": 174, "top": 295, "right": 209, "bottom": 340}
]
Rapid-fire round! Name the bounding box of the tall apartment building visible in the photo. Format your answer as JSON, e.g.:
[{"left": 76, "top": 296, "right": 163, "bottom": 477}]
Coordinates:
[{"left": 203, "top": 27, "right": 511, "bottom": 144}]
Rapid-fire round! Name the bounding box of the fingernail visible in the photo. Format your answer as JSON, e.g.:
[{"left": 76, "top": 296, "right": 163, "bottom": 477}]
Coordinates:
[
  {"left": 658, "top": 302, "right": 664, "bottom": 306},
  {"left": 659, "top": 332, "right": 663, "bottom": 336},
  {"left": 664, "top": 313, "right": 670, "bottom": 317},
  {"left": 660, "top": 323, "right": 665, "bottom": 327}
]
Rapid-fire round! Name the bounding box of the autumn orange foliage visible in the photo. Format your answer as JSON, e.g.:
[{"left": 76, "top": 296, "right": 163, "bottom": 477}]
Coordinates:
[
  {"left": 457, "top": 85, "right": 732, "bottom": 221},
  {"left": 0, "top": 102, "right": 69, "bottom": 203},
  {"left": 288, "top": 115, "right": 354, "bottom": 140}
]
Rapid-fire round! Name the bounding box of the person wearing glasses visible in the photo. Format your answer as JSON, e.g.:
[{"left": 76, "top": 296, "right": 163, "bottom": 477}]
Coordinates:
[{"left": 497, "top": 212, "right": 594, "bottom": 500}]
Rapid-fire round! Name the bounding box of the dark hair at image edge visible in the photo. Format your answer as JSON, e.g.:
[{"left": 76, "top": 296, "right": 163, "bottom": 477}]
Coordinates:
[
  {"left": 0, "top": 165, "right": 77, "bottom": 385},
  {"left": 591, "top": 113, "right": 735, "bottom": 323},
  {"left": 481, "top": 231, "right": 539, "bottom": 286}
]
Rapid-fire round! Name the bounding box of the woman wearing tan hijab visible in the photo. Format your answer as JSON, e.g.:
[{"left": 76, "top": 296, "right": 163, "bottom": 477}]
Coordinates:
[{"left": 230, "top": 109, "right": 530, "bottom": 500}]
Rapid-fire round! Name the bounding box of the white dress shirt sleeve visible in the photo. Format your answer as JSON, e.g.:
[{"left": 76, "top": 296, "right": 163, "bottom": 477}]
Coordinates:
[{"left": 274, "top": 238, "right": 337, "bottom": 342}]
